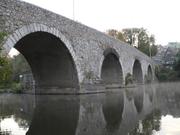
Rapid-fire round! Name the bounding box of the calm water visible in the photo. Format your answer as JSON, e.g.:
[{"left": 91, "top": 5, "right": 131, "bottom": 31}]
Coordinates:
[{"left": 1, "top": 82, "right": 180, "bottom": 135}]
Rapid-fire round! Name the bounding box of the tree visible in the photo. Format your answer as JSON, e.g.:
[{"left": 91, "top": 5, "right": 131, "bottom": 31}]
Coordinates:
[
  {"left": 0, "top": 32, "right": 7, "bottom": 50},
  {"left": 107, "top": 28, "right": 158, "bottom": 57},
  {"left": 0, "top": 32, "right": 12, "bottom": 87},
  {"left": 106, "top": 29, "right": 126, "bottom": 42},
  {"left": 151, "top": 44, "right": 158, "bottom": 57},
  {"left": 11, "top": 53, "right": 31, "bottom": 82},
  {"left": 122, "top": 28, "right": 140, "bottom": 45},
  {"left": 174, "top": 50, "right": 180, "bottom": 77},
  {"left": 0, "top": 56, "right": 12, "bottom": 86}
]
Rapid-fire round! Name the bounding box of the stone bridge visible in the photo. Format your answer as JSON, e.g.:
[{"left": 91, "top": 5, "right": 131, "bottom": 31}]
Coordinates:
[{"left": 0, "top": 0, "right": 154, "bottom": 94}]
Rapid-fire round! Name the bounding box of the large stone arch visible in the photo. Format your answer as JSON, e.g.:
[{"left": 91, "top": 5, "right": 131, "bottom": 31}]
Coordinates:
[
  {"left": 100, "top": 48, "right": 123, "bottom": 87},
  {"left": 2, "top": 23, "right": 82, "bottom": 93},
  {"left": 132, "top": 59, "right": 143, "bottom": 84}
]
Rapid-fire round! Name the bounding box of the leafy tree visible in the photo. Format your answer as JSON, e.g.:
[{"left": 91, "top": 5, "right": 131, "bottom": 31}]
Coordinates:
[
  {"left": 155, "top": 66, "right": 178, "bottom": 81},
  {"left": 0, "top": 32, "right": 7, "bottom": 51},
  {"left": 122, "top": 28, "right": 157, "bottom": 57},
  {"left": 0, "top": 32, "right": 12, "bottom": 88},
  {"left": 151, "top": 44, "right": 158, "bottom": 57},
  {"left": 107, "top": 28, "right": 158, "bottom": 57},
  {"left": 129, "top": 109, "right": 161, "bottom": 135},
  {"left": 106, "top": 29, "right": 126, "bottom": 42},
  {"left": 174, "top": 50, "right": 180, "bottom": 77},
  {"left": 0, "top": 56, "right": 12, "bottom": 87},
  {"left": 122, "top": 28, "right": 140, "bottom": 45},
  {"left": 11, "top": 53, "right": 31, "bottom": 82},
  {"left": 106, "top": 29, "right": 118, "bottom": 38}
]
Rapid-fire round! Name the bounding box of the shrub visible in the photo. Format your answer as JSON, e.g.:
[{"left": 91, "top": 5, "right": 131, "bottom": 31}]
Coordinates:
[
  {"left": 155, "top": 66, "right": 179, "bottom": 82},
  {"left": 125, "top": 73, "right": 134, "bottom": 85},
  {"left": 11, "top": 83, "right": 23, "bottom": 93}
]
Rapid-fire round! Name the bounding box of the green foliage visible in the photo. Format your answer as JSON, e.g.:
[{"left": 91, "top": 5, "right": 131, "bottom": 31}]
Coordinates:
[
  {"left": 155, "top": 66, "right": 178, "bottom": 81},
  {"left": 123, "top": 28, "right": 157, "bottom": 57},
  {"left": 11, "top": 82, "right": 23, "bottom": 93},
  {"left": 125, "top": 73, "right": 134, "bottom": 85},
  {"left": 0, "top": 32, "right": 7, "bottom": 52},
  {"left": 122, "top": 28, "right": 140, "bottom": 45},
  {"left": 106, "top": 29, "right": 126, "bottom": 42},
  {"left": 129, "top": 109, "right": 161, "bottom": 134},
  {"left": 151, "top": 44, "right": 158, "bottom": 56},
  {"left": 174, "top": 50, "right": 180, "bottom": 77},
  {"left": 106, "top": 28, "right": 158, "bottom": 57},
  {"left": 0, "top": 56, "right": 12, "bottom": 87},
  {"left": 11, "top": 53, "right": 31, "bottom": 82},
  {"left": 0, "top": 32, "right": 14, "bottom": 89}
]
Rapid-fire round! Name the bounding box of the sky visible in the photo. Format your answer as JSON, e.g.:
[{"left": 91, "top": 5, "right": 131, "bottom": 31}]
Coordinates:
[{"left": 20, "top": 0, "right": 180, "bottom": 45}]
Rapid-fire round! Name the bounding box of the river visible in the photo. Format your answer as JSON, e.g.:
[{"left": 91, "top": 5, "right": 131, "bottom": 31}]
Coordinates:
[{"left": 0, "top": 82, "right": 180, "bottom": 135}]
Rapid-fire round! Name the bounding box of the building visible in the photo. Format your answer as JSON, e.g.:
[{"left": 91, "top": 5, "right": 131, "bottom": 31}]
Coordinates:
[{"left": 153, "top": 43, "right": 180, "bottom": 69}]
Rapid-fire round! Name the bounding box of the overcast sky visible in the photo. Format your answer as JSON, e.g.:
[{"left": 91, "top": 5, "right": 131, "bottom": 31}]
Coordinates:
[{"left": 22, "top": 0, "right": 180, "bottom": 45}]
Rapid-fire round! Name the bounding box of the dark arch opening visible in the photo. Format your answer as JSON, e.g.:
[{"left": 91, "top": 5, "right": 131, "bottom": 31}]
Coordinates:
[
  {"left": 133, "top": 60, "right": 143, "bottom": 84},
  {"left": 101, "top": 53, "right": 123, "bottom": 87},
  {"left": 14, "top": 32, "right": 79, "bottom": 92},
  {"left": 147, "top": 65, "right": 153, "bottom": 82}
]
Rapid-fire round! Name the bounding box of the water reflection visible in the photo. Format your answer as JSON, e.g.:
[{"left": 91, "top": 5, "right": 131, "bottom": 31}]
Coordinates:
[
  {"left": 133, "top": 87, "right": 144, "bottom": 114},
  {"left": 156, "top": 115, "right": 180, "bottom": 134},
  {"left": 26, "top": 95, "right": 80, "bottom": 135},
  {"left": 129, "top": 109, "right": 161, "bottom": 135},
  {"left": 0, "top": 94, "right": 34, "bottom": 135},
  {"left": 102, "top": 90, "right": 124, "bottom": 132},
  {"left": 0, "top": 82, "right": 180, "bottom": 135}
]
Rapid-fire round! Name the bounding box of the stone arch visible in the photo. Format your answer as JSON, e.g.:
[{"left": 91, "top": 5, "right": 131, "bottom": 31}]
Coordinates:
[
  {"left": 132, "top": 59, "right": 143, "bottom": 84},
  {"left": 2, "top": 23, "right": 81, "bottom": 92},
  {"left": 100, "top": 48, "right": 123, "bottom": 87},
  {"left": 147, "top": 64, "right": 153, "bottom": 82}
]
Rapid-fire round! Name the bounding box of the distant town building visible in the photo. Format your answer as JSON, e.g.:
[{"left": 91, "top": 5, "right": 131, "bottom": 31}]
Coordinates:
[
  {"left": 152, "top": 45, "right": 167, "bottom": 66},
  {"left": 163, "top": 47, "right": 179, "bottom": 69},
  {"left": 167, "top": 42, "right": 180, "bottom": 49},
  {"left": 153, "top": 42, "right": 180, "bottom": 69}
]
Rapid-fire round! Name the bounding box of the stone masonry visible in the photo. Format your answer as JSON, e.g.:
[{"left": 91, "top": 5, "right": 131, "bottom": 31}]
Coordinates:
[{"left": 0, "top": 0, "right": 155, "bottom": 94}]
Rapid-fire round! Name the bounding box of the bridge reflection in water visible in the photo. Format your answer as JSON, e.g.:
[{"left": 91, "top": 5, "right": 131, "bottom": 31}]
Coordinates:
[{"left": 1, "top": 83, "right": 180, "bottom": 135}]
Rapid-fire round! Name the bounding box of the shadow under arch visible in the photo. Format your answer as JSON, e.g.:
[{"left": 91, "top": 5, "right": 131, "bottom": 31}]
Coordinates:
[
  {"left": 102, "top": 90, "right": 124, "bottom": 132},
  {"left": 101, "top": 48, "right": 123, "bottom": 87},
  {"left": 147, "top": 65, "right": 153, "bottom": 83},
  {"left": 3, "top": 24, "right": 81, "bottom": 93},
  {"left": 132, "top": 59, "right": 143, "bottom": 84}
]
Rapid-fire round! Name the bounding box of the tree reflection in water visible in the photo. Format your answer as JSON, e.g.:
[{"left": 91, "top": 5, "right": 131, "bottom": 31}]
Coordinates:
[
  {"left": 0, "top": 94, "right": 34, "bottom": 135},
  {"left": 129, "top": 109, "right": 161, "bottom": 135}
]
